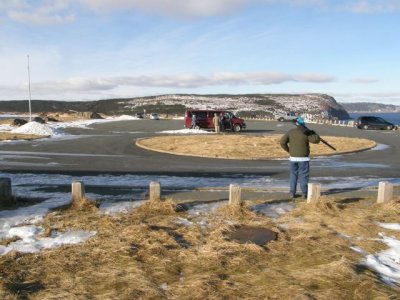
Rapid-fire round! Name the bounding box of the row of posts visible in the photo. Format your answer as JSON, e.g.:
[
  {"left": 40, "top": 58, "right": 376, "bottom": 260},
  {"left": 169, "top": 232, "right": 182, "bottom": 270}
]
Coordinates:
[
  {"left": 69, "top": 181, "right": 397, "bottom": 206},
  {"left": 0, "top": 178, "right": 396, "bottom": 208}
]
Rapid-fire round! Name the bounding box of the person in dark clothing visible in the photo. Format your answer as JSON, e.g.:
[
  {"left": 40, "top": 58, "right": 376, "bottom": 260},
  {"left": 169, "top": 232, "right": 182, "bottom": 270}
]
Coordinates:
[
  {"left": 219, "top": 113, "right": 225, "bottom": 131},
  {"left": 280, "top": 117, "right": 320, "bottom": 199}
]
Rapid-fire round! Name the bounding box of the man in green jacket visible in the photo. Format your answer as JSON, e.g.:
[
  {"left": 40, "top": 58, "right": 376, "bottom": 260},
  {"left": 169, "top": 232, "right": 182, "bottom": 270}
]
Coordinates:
[{"left": 280, "top": 117, "right": 320, "bottom": 199}]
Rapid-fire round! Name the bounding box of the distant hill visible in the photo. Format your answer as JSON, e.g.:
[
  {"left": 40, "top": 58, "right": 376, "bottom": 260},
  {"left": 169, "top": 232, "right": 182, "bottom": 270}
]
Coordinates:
[
  {"left": 0, "top": 93, "right": 350, "bottom": 119},
  {"left": 340, "top": 102, "right": 400, "bottom": 113}
]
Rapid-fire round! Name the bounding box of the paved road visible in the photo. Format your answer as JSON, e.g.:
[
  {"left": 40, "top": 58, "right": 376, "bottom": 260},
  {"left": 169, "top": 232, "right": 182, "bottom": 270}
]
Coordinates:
[{"left": 0, "top": 119, "right": 399, "bottom": 180}]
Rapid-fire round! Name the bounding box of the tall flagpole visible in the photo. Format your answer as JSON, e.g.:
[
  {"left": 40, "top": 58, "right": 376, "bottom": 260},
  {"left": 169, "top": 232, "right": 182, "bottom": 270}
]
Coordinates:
[{"left": 27, "top": 54, "right": 32, "bottom": 122}]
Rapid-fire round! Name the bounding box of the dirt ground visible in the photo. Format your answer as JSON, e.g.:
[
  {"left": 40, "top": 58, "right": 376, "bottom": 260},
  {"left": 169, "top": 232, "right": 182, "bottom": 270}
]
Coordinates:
[{"left": 136, "top": 135, "right": 377, "bottom": 160}]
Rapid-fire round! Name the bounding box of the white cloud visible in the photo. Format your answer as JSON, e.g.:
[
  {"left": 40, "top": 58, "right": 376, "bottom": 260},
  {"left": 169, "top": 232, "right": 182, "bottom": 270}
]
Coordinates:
[
  {"left": 78, "top": 0, "right": 329, "bottom": 17},
  {"left": 78, "top": 0, "right": 259, "bottom": 17},
  {"left": 23, "top": 71, "right": 333, "bottom": 92},
  {"left": 341, "top": 0, "right": 400, "bottom": 13},
  {"left": 295, "top": 73, "right": 335, "bottom": 83},
  {"left": 0, "top": 71, "right": 336, "bottom": 99},
  {"left": 8, "top": 10, "right": 75, "bottom": 24},
  {"left": 350, "top": 77, "right": 379, "bottom": 84},
  {"left": 2, "top": 0, "right": 398, "bottom": 25},
  {"left": 212, "top": 71, "right": 294, "bottom": 85},
  {"left": 1, "top": 0, "right": 75, "bottom": 24},
  {"left": 33, "top": 78, "right": 118, "bottom": 92}
]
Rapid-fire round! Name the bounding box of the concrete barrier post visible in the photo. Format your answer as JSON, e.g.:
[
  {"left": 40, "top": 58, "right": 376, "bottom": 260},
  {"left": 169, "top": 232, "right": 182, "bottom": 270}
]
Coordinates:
[
  {"left": 229, "top": 184, "right": 242, "bottom": 206},
  {"left": 150, "top": 181, "right": 161, "bottom": 202},
  {"left": 0, "top": 177, "right": 14, "bottom": 207},
  {"left": 307, "top": 183, "right": 321, "bottom": 203},
  {"left": 377, "top": 181, "right": 393, "bottom": 203},
  {"left": 71, "top": 181, "right": 86, "bottom": 207}
]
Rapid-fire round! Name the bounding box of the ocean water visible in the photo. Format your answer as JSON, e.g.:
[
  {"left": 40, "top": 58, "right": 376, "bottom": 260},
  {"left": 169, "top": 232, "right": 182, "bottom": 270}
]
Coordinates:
[{"left": 349, "top": 112, "right": 400, "bottom": 125}]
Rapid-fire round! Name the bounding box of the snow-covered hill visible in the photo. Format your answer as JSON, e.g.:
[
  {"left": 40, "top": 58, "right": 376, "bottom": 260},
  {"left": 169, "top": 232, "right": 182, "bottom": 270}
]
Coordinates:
[
  {"left": 123, "top": 93, "right": 350, "bottom": 119},
  {"left": 0, "top": 93, "right": 350, "bottom": 120}
]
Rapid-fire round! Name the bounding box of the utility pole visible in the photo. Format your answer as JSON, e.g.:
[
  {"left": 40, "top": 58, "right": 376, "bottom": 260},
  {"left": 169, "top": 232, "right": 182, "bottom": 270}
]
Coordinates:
[{"left": 27, "top": 55, "right": 32, "bottom": 121}]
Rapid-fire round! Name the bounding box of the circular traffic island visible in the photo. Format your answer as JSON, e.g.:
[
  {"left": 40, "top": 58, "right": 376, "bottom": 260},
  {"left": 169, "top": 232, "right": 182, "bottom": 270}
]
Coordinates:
[{"left": 135, "top": 134, "right": 377, "bottom": 160}]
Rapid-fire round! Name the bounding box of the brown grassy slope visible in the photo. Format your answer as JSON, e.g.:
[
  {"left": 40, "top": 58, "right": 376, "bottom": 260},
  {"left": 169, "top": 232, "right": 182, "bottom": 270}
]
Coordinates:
[
  {"left": 1, "top": 194, "right": 399, "bottom": 299},
  {"left": 136, "top": 135, "right": 376, "bottom": 159}
]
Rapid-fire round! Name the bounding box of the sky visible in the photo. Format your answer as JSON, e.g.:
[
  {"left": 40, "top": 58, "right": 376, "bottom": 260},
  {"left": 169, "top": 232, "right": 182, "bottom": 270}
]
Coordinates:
[{"left": 0, "top": 0, "right": 400, "bottom": 104}]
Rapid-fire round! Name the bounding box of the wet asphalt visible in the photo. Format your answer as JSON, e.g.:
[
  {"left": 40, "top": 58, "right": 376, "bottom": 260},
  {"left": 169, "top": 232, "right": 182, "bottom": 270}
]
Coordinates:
[{"left": 0, "top": 119, "right": 399, "bottom": 181}]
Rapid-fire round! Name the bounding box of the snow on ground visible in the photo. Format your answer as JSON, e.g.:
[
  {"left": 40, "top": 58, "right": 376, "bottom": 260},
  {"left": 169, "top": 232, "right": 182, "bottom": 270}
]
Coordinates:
[
  {"left": 0, "top": 227, "right": 96, "bottom": 255},
  {"left": 1, "top": 115, "right": 142, "bottom": 136},
  {"left": 99, "top": 200, "right": 144, "bottom": 215},
  {"left": 363, "top": 229, "right": 400, "bottom": 287},
  {"left": 0, "top": 192, "right": 94, "bottom": 255},
  {"left": 107, "top": 115, "right": 141, "bottom": 120},
  {"left": 0, "top": 190, "right": 145, "bottom": 255},
  {"left": 346, "top": 223, "right": 400, "bottom": 287},
  {"left": 251, "top": 201, "right": 295, "bottom": 219},
  {"left": 378, "top": 223, "right": 400, "bottom": 230},
  {"left": 370, "top": 143, "right": 390, "bottom": 151},
  {"left": 48, "top": 115, "right": 140, "bottom": 130},
  {"left": 11, "top": 121, "right": 64, "bottom": 136},
  {"left": 0, "top": 124, "right": 13, "bottom": 131},
  {"left": 187, "top": 201, "right": 227, "bottom": 216}
]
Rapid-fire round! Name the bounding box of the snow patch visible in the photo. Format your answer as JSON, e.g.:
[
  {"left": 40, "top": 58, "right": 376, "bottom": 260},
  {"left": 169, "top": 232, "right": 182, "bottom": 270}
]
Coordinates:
[
  {"left": 353, "top": 224, "right": 400, "bottom": 287},
  {"left": 11, "top": 121, "right": 63, "bottom": 136},
  {"left": 364, "top": 233, "right": 400, "bottom": 286},
  {"left": 107, "top": 115, "right": 141, "bottom": 120},
  {"left": 187, "top": 201, "right": 227, "bottom": 216},
  {"left": 379, "top": 223, "right": 400, "bottom": 231},
  {"left": 370, "top": 144, "right": 390, "bottom": 151},
  {"left": 251, "top": 201, "right": 295, "bottom": 219},
  {"left": 175, "top": 217, "right": 193, "bottom": 226},
  {"left": 0, "top": 227, "right": 96, "bottom": 255},
  {"left": 99, "top": 201, "right": 144, "bottom": 215}
]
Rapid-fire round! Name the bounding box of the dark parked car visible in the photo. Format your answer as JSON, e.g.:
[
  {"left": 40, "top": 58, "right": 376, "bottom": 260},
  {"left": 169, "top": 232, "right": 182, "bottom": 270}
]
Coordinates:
[
  {"left": 354, "top": 116, "right": 394, "bottom": 130},
  {"left": 135, "top": 112, "right": 144, "bottom": 119}
]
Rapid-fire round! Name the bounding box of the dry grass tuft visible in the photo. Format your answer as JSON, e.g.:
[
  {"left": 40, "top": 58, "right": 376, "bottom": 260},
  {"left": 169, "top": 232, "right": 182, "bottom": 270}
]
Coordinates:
[
  {"left": 135, "top": 199, "right": 178, "bottom": 218},
  {"left": 69, "top": 197, "right": 99, "bottom": 212},
  {"left": 215, "top": 203, "right": 260, "bottom": 220}
]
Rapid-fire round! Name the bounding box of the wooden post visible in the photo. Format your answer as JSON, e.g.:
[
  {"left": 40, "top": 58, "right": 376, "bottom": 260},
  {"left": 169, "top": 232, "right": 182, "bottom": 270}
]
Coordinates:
[
  {"left": 0, "top": 178, "right": 14, "bottom": 207},
  {"left": 149, "top": 181, "right": 161, "bottom": 202},
  {"left": 377, "top": 181, "right": 393, "bottom": 204},
  {"left": 71, "top": 181, "right": 86, "bottom": 208},
  {"left": 229, "top": 184, "right": 242, "bottom": 206},
  {"left": 307, "top": 183, "right": 321, "bottom": 203}
]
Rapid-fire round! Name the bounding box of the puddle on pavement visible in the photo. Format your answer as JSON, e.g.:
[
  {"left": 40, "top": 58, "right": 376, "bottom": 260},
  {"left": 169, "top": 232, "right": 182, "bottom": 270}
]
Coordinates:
[{"left": 226, "top": 225, "right": 277, "bottom": 246}]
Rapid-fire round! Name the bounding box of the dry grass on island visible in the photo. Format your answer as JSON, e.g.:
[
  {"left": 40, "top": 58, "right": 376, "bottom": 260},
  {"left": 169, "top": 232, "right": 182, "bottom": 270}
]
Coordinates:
[
  {"left": 1, "top": 194, "right": 399, "bottom": 299},
  {"left": 136, "top": 135, "right": 377, "bottom": 160}
]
